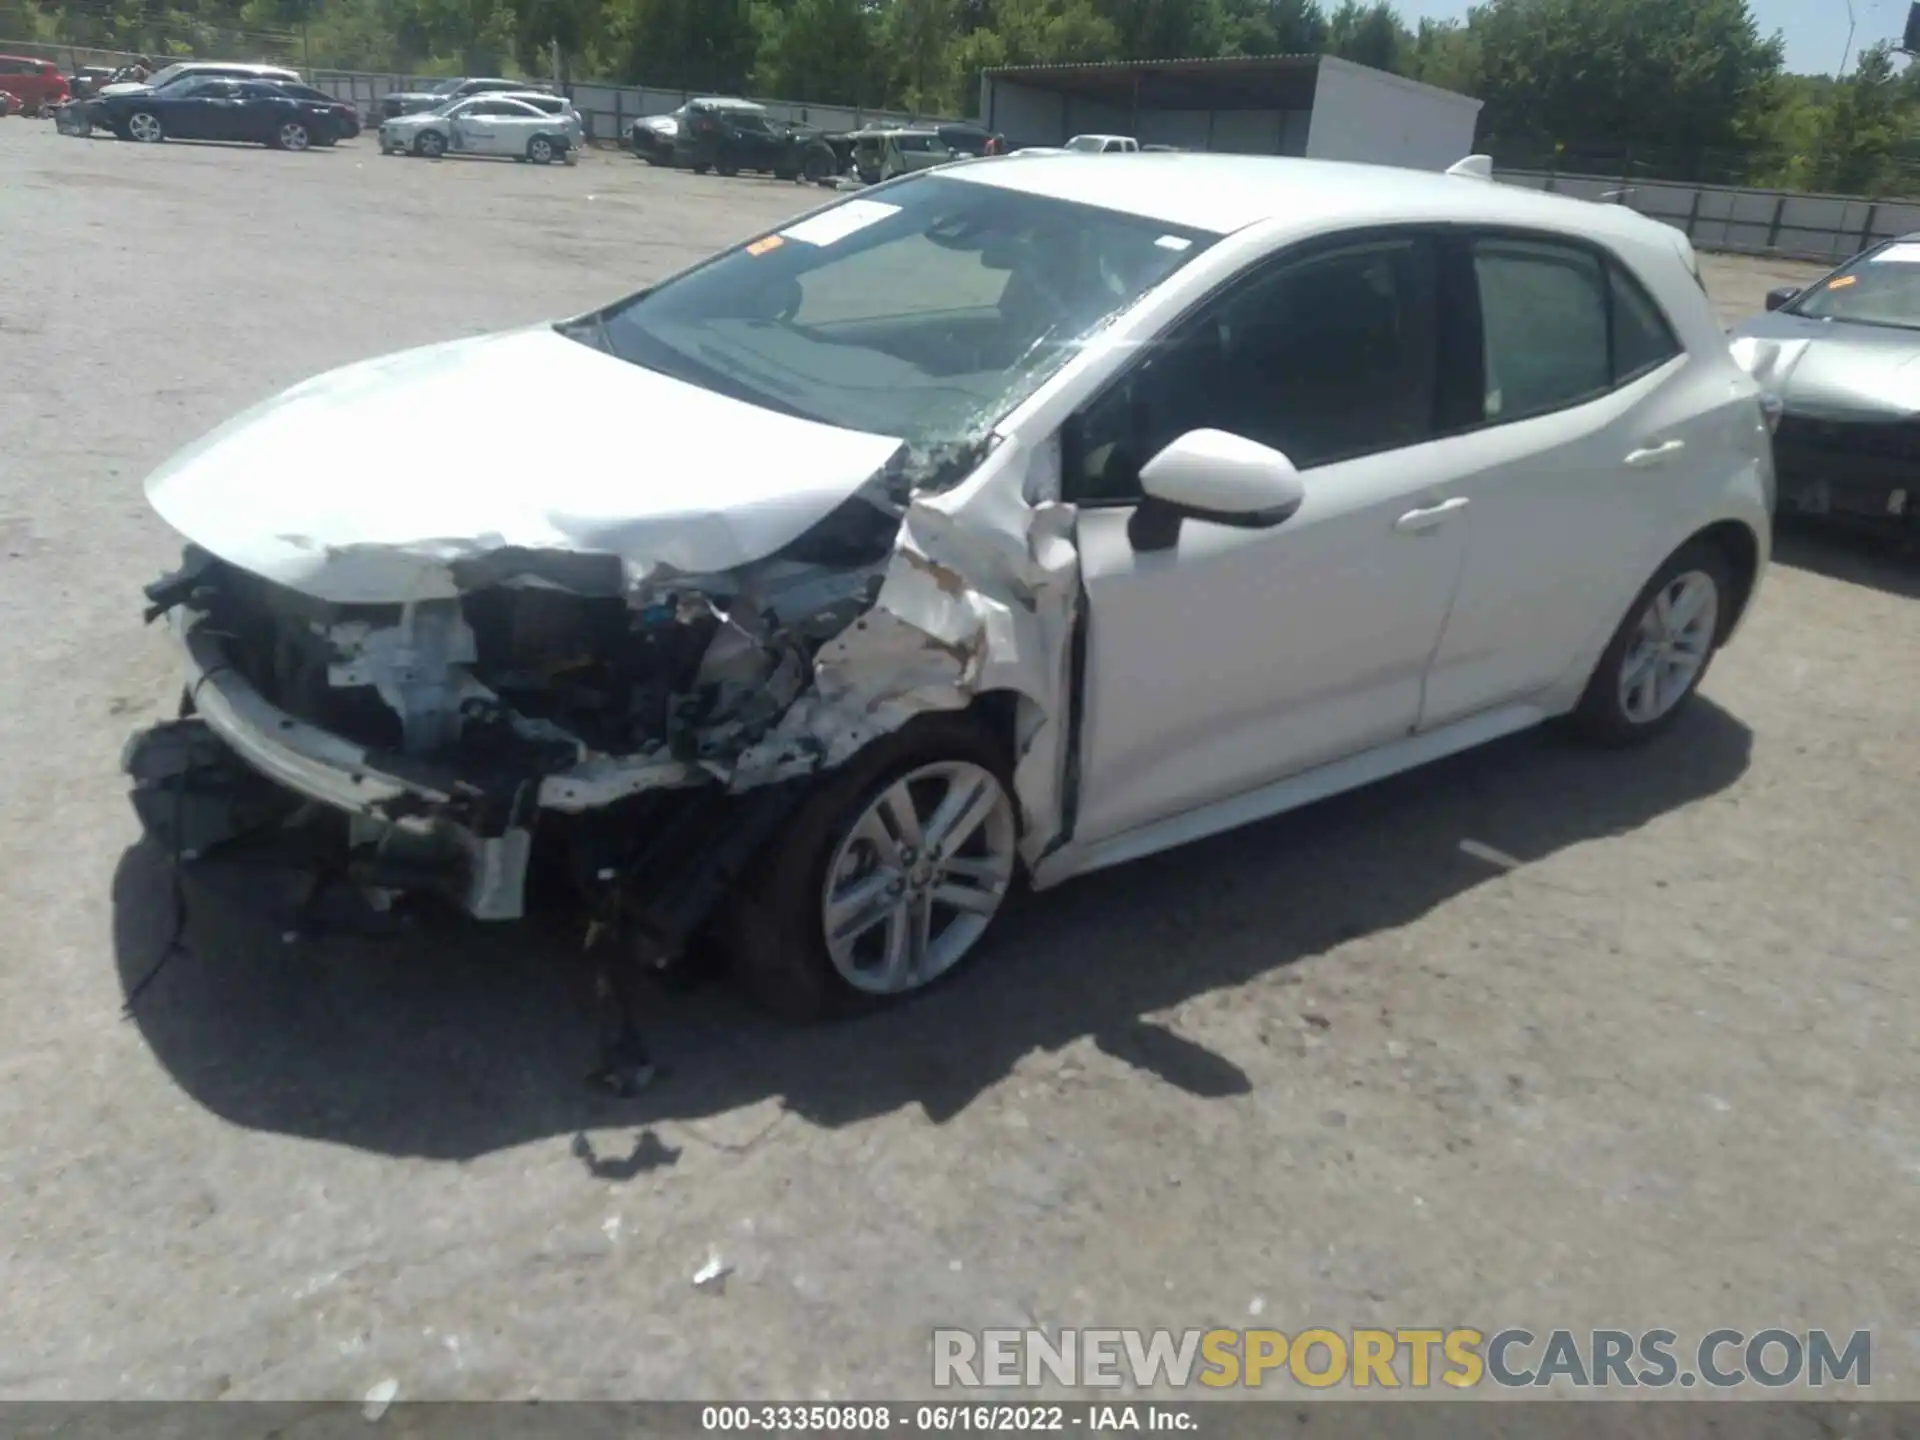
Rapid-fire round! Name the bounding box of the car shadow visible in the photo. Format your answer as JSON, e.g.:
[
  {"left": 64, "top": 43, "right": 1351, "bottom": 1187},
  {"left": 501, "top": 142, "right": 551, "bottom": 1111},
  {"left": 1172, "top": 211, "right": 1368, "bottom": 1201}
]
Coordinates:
[
  {"left": 1772, "top": 518, "right": 1920, "bottom": 599},
  {"left": 113, "top": 700, "right": 1753, "bottom": 1162}
]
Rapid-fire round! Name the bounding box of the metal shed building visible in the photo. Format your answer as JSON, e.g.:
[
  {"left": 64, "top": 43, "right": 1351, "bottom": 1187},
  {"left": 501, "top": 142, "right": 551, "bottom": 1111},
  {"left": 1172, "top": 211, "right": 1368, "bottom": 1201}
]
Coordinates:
[{"left": 979, "top": 53, "right": 1482, "bottom": 172}]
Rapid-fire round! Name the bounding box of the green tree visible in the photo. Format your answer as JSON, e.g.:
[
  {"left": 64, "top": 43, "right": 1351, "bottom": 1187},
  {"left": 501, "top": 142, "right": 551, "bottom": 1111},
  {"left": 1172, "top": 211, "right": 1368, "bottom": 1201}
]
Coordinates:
[
  {"left": 754, "top": 0, "right": 878, "bottom": 104},
  {"left": 1325, "top": 0, "right": 1407, "bottom": 72},
  {"left": 1465, "top": 0, "right": 1784, "bottom": 171}
]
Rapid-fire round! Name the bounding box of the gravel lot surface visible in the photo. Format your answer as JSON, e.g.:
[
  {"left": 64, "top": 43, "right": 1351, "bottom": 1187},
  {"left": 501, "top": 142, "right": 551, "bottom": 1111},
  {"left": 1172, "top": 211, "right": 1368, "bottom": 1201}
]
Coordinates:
[{"left": 0, "top": 126, "right": 1914, "bottom": 1408}]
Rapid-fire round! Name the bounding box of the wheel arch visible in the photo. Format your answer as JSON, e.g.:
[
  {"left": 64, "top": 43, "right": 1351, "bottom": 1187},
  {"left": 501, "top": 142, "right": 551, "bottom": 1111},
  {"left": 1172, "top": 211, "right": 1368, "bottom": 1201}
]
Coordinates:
[{"left": 1686, "top": 518, "right": 1763, "bottom": 643}]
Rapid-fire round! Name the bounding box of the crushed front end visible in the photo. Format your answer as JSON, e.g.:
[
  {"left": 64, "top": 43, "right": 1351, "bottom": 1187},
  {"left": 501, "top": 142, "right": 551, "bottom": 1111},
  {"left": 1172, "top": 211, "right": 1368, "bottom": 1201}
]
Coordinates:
[{"left": 126, "top": 522, "right": 891, "bottom": 926}]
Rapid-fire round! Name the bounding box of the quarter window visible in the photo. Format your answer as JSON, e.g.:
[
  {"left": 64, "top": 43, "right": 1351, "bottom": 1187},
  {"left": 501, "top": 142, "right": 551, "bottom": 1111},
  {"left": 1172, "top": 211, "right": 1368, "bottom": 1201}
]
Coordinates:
[{"left": 1610, "top": 262, "right": 1683, "bottom": 382}]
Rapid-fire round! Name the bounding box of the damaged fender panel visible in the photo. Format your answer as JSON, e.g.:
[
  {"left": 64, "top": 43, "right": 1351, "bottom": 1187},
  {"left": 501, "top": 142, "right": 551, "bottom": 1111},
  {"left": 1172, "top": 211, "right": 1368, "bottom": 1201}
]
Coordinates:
[{"left": 726, "top": 433, "right": 1083, "bottom": 870}]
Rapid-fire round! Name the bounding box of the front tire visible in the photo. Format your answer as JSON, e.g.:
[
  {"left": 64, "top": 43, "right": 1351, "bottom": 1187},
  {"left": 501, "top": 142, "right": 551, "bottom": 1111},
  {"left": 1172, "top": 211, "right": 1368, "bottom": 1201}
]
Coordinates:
[
  {"left": 414, "top": 129, "right": 445, "bottom": 158},
  {"left": 527, "top": 135, "right": 555, "bottom": 165},
  {"left": 1568, "top": 540, "right": 1733, "bottom": 747},
  {"left": 726, "top": 713, "right": 1020, "bottom": 1022},
  {"left": 126, "top": 110, "right": 163, "bottom": 143}
]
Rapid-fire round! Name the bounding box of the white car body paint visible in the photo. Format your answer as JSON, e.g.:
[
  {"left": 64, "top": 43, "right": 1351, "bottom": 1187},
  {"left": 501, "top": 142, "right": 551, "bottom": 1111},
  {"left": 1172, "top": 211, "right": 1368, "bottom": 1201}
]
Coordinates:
[
  {"left": 140, "top": 152, "right": 1773, "bottom": 920},
  {"left": 380, "top": 95, "right": 576, "bottom": 158},
  {"left": 144, "top": 326, "right": 906, "bottom": 603}
]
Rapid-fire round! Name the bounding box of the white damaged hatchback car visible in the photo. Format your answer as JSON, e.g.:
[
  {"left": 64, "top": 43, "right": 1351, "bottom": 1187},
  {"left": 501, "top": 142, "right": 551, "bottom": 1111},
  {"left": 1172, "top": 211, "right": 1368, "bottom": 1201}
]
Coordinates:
[{"left": 127, "top": 153, "right": 1774, "bottom": 1019}]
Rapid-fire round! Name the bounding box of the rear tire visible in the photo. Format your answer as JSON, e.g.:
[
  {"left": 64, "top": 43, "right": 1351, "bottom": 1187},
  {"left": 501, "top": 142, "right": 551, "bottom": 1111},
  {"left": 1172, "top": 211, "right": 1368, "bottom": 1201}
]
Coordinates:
[
  {"left": 527, "top": 134, "right": 555, "bottom": 165},
  {"left": 802, "top": 140, "right": 837, "bottom": 183},
  {"left": 1567, "top": 540, "right": 1733, "bottom": 747},
  {"left": 272, "top": 120, "right": 311, "bottom": 151}
]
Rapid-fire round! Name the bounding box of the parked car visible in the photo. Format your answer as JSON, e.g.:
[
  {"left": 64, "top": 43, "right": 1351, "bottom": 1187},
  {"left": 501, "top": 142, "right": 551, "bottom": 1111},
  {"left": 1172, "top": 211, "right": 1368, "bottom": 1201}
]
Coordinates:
[
  {"left": 1728, "top": 236, "right": 1920, "bottom": 537},
  {"left": 630, "top": 98, "right": 762, "bottom": 165},
  {"left": 124, "top": 154, "right": 1771, "bottom": 1023},
  {"left": 1018, "top": 133, "right": 1141, "bottom": 157},
  {"left": 377, "top": 76, "right": 546, "bottom": 121},
  {"left": 672, "top": 98, "right": 813, "bottom": 178},
  {"left": 0, "top": 53, "right": 70, "bottom": 115},
  {"left": 630, "top": 108, "right": 679, "bottom": 162},
  {"left": 94, "top": 75, "right": 351, "bottom": 149},
  {"left": 96, "top": 60, "right": 300, "bottom": 100},
  {"left": 268, "top": 80, "right": 360, "bottom": 138},
  {"left": 496, "top": 89, "right": 582, "bottom": 135},
  {"left": 855, "top": 127, "right": 950, "bottom": 183},
  {"left": 379, "top": 93, "right": 579, "bottom": 162},
  {"left": 65, "top": 65, "right": 119, "bottom": 102},
  {"left": 801, "top": 123, "right": 1001, "bottom": 186}
]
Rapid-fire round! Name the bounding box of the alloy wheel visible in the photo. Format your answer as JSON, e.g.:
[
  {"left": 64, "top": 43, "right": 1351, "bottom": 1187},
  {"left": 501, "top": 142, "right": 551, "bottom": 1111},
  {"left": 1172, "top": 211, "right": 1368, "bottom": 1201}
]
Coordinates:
[
  {"left": 279, "top": 122, "right": 309, "bottom": 151},
  {"left": 128, "top": 112, "right": 162, "bottom": 142},
  {"left": 820, "top": 760, "right": 1016, "bottom": 997},
  {"left": 1618, "top": 569, "right": 1718, "bottom": 724}
]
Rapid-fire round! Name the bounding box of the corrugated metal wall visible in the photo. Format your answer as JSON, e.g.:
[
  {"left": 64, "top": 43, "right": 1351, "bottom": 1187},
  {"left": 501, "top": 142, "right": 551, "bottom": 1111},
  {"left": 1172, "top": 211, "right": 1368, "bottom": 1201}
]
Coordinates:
[{"left": 1497, "top": 170, "right": 1920, "bottom": 265}]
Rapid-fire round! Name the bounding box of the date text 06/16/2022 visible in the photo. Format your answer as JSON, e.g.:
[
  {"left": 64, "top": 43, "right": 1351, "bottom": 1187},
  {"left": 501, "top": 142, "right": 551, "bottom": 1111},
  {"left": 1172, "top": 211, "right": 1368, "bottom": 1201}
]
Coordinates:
[{"left": 699, "top": 1404, "right": 1197, "bottom": 1431}]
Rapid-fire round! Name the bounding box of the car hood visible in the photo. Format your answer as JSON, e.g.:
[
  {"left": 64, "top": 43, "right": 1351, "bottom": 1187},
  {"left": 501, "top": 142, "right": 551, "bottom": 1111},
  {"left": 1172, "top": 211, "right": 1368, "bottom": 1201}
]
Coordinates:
[
  {"left": 144, "top": 326, "right": 908, "bottom": 604},
  {"left": 1727, "top": 310, "right": 1920, "bottom": 420},
  {"left": 96, "top": 82, "right": 154, "bottom": 98}
]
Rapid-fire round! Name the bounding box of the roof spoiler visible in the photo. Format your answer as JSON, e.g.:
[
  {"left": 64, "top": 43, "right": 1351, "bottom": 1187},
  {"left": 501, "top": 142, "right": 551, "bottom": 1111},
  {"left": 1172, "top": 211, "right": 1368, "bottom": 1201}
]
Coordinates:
[{"left": 1445, "top": 154, "right": 1494, "bottom": 181}]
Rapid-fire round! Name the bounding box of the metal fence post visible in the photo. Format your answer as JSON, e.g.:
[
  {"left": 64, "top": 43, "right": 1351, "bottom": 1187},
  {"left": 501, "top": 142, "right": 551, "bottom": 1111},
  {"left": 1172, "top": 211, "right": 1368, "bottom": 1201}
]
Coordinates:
[
  {"left": 1766, "top": 194, "right": 1787, "bottom": 251},
  {"left": 1859, "top": 202, "right": 1880, "bottom": 252},
  {"left": 1685, "top": 185, "right": 1704, "bottom": 245}
]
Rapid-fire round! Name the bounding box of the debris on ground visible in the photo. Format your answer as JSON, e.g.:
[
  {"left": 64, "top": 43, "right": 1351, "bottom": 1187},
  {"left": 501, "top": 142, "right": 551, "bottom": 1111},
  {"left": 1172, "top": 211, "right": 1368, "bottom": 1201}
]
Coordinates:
[{"left": 693, "top": 1249, "right": 734, "bottom": 1291}]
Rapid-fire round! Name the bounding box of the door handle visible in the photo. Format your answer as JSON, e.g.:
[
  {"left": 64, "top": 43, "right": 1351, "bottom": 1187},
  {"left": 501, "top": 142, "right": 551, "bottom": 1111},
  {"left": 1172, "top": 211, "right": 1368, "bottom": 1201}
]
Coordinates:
[
  {"left": 1625, "top": 439, "right": 1686, "bottom": 468},
  {"left": 1393, "top": 496, "right": 1470, "bottom": 534}
]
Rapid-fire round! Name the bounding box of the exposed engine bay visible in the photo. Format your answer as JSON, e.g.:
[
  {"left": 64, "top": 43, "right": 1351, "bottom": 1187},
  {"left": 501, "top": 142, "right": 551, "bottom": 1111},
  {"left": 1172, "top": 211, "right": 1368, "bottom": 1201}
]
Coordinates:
[
  {"left": 167, "top": 492, "right": 897, "bottom": 784},
  {"left": 131, "top": 432, "right": 1082, "bottom": 944}
]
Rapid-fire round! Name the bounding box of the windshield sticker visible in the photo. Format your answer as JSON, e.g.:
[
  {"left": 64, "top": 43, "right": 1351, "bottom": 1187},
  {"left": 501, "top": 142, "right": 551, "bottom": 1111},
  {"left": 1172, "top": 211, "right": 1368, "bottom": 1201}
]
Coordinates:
[
  {"left": 746, "top": 234, "right": 785, "bottom": 257},
  {"left": 780, "top": 199, "right": 902, "bottom": 247},
  {"left": 1826, "top": 274, "right": 1859, "bottom": 289},
  {"left": 1868, "top": 243, "right": 1920, "bottom": 264},
  {"left": 1154, "top": 235, "right": 1193, "bottom": 251}
]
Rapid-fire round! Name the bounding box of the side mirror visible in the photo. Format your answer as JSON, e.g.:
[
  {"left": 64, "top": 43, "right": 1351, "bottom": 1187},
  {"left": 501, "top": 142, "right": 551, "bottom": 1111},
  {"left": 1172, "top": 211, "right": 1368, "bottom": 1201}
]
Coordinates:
[
  {"left": 1764, "top": 285, "right": 1799, "bottom": 312},
  {"left": 1138, "top": 429, "right": 1306, "bottom": 528}
]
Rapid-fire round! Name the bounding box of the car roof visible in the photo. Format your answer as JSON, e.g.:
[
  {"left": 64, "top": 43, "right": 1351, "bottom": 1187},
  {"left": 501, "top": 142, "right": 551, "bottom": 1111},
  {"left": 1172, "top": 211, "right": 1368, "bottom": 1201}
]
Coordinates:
[
  {"left": 690, "top": 96, "right": 763, "bottom": 109},
  {"left": 940, "top": 152, "right": 1691, "bottom": 244}
]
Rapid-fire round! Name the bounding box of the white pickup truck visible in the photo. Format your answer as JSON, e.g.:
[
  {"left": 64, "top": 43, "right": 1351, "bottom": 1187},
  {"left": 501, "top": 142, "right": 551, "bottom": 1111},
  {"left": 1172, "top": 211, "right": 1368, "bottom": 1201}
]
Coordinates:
[{"left": 1016, "top": 133, "right": 1141, "bottom": 156}]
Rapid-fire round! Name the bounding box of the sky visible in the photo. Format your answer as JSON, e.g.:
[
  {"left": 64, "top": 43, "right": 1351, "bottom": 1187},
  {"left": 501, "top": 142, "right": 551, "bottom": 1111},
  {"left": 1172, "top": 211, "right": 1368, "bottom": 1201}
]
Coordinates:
[{"left": 1392, "top": 0, "right": 1908, "bottom": 77}]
